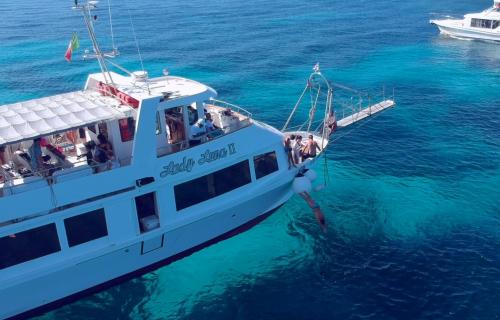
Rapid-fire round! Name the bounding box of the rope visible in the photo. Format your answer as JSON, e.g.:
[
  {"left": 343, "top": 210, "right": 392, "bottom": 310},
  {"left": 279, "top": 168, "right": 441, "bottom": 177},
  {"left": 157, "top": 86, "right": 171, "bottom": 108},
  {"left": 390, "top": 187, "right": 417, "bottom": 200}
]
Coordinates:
[
  {"left": 282, "top": 84, "right": 308, "bottom": 131},
  {"left": 307, "top": 86, "right": 321, "bottom": 132},
  {"left": 318, "top": 103, "right": 390, "bottom": 187}
]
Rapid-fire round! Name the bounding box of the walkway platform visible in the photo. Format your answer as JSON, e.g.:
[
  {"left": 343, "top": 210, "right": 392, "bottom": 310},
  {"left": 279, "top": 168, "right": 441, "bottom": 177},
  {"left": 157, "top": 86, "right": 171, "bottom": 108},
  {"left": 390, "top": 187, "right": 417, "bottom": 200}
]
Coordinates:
[{"left": 337, "top": 100, "right": 395, "bottom": 128}]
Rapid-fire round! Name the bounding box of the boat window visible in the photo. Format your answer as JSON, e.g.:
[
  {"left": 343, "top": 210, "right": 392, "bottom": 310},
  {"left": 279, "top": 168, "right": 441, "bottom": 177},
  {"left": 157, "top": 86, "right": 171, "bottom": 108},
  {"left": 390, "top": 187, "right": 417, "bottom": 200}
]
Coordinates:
[
  {"left": 174, "top": 160, "right": 251, "bottom": 211},
  {"left": 0, "top": 223, "right": 61, "bottom": 270},
  {"left": 254, "top": 151, "right": 279, "bottom": 179},
  {"left": 119, "top": 117, "right": 136, "bottom": 142},
  {"left": 64, "top": 209, "right": 108, "bottom": 247},
  {"left": 165, "top": 108, "right": 186, "bottom": 150},
  {"left": 493, "top": 20, "right": 500, "bottom": 29},
  {"left": 135, "top": 192, "right": 160, "bottom": 233},
  {"left": 471, "top": 18, "right": 493, "bottom": 28}
]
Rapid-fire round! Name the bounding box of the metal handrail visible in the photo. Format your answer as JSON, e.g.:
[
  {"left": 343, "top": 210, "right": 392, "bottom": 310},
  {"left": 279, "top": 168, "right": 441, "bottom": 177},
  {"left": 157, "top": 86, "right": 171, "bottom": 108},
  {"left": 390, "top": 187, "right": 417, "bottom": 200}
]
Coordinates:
[
  {"left": 0, "top": 156, "right": 132, "bottom": 198},
  {"left": 209, "top": 98, "right": 253, "bottom": 119}
]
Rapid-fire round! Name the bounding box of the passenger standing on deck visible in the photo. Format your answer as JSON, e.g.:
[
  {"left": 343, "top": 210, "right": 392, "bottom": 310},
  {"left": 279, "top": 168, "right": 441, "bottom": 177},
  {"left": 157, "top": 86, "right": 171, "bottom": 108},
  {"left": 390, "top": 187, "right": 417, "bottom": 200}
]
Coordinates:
[
  {"left": 292, "top": 135, "right": 303, "bottom": 164},
  {"left": 29, "top": 138, "right": 44, "bottom": 174},
  {"left": 284, "top": 135, "right": 295, "bottom": 169},
  {"left": 205, "top": 113, "right": 215, "bottom": 132}
]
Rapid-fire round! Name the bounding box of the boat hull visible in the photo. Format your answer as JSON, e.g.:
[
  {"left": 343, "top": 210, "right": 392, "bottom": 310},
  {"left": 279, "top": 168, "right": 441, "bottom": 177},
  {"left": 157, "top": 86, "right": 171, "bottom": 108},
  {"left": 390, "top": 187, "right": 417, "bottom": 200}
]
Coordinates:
[
  {"left": 431, "top": 20, "right": 500, "bottom": 42},
  {"left": 1, "top": 181, "right": 293, "bottom": 320}
]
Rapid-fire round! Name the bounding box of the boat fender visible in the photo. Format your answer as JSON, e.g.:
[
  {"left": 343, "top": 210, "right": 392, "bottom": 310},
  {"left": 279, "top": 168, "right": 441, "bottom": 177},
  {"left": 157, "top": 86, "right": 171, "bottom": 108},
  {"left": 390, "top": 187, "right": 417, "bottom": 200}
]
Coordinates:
[
  {"left": 304, "top": 169, "right": 317, "bottom": 182},
  {"left": 136, "top": 177, "right": 155, "bottom": 187},
  {"left": 292, "top": 176, "right": 312, "bottom": 194}
]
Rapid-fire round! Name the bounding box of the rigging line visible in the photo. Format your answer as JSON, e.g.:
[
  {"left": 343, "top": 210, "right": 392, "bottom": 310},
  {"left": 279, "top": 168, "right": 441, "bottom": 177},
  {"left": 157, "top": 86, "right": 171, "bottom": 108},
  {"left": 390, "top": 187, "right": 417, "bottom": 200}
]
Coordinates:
[
  {"left": 307, "top": 86, "right": 321, "bottom": 132},
  {"left": 126, "top": 5, "right": 150, "bottom": 94},
  {"left": 330, "top": 82, "right": 369, "bottom": 96},
  {"left": 282, "top": 84, "right": 308, "bottom": 131},
  {"left": 105, "top": 57, "right": 133, "bottom": 75},
  {"left": 319, "top": 110, "right": 381, "bottom": 185},
  {"left": 127, "top": 8, "right": 145, "bottom": 73},
  {"left": 107, "top": 0, "right": 116, "bottom": 50}
]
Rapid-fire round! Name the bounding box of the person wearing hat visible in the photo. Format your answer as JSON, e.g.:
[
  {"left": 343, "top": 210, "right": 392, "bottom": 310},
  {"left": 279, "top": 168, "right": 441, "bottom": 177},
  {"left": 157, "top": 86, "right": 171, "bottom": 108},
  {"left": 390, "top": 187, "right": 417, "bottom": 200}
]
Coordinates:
[{"left": 189, "top": 118, "right": 206, "bottom": 146}]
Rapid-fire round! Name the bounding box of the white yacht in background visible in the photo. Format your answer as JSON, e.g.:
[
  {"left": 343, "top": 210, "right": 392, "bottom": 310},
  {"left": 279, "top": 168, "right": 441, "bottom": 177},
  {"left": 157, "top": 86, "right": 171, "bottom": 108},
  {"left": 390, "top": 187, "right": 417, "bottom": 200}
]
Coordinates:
[
  {"left": 430, "top": 0, "right": 500, "bottom": 41},
  {"left": 0, "top": 1, "right": 395, "bottom": 319}
]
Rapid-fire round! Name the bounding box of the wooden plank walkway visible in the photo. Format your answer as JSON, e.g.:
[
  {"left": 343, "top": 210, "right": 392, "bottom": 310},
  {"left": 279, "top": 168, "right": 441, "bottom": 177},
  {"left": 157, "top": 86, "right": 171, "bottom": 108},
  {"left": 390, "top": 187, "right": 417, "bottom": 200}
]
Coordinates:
[{"left": 337, "top": 100, "right": 395, "bottom": 128}]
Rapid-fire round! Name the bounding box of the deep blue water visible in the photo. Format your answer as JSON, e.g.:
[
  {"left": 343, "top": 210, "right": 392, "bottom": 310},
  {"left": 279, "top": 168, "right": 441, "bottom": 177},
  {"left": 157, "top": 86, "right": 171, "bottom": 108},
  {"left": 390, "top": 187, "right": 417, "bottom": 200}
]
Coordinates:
[{"left": 1, "top": 0, "right": 500, "bottom": 319}]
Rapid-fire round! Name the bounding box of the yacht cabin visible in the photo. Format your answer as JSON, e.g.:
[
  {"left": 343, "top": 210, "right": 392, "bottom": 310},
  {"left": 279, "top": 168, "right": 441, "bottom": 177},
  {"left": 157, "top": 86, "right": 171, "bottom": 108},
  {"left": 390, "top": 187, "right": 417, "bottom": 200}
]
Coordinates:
[
  {"left": 466, "top": 1, "right": 500, "bottom": 30},
  {"left": 0, "top": 72, "right": 252, "bottom": 198},
  {"left": 430, "top": 0, "right": 500, "bottom": 41}
]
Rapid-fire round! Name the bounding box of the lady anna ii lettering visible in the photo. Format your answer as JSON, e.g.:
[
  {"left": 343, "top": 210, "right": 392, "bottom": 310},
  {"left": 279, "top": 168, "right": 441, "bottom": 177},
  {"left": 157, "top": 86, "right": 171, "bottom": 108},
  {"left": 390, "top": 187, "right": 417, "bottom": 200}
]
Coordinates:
[{"left": 160, "top": 143, "right": 237, "bottom": 178}]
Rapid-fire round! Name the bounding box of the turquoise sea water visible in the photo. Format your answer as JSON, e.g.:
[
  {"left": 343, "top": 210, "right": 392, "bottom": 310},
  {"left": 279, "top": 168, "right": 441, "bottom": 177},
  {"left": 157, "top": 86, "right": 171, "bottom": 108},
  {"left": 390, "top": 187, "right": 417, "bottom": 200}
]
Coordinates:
[{"left": 1, "top": 0, "right": 499, "bottom": 319}]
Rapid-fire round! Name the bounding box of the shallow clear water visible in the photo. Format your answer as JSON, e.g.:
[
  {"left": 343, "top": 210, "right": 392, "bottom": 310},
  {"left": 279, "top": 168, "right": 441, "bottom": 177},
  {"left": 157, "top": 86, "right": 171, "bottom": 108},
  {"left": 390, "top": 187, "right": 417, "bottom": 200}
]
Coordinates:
[{"left": 1, "top": 0, "right": 499, "bottom": 319}]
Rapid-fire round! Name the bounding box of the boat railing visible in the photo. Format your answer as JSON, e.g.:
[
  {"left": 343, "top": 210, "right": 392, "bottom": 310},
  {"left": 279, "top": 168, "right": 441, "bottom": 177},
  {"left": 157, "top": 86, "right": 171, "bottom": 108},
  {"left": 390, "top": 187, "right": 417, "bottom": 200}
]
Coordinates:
[
  {"left": 284, "top": 119, "right": 326, "bottom": 135},
  {"left": 336, "top": 87, "right": 395, "bottom": 122},
  {"left": 283, "top": 86, "right": 395, "bottom": 138},
  {"left": 209, "top": 98, "right": 253, "bottom": 119},
  {"left": 155, "top": 101, "right": 253, "bottom": 158},
  {"left": 0, "top": 156, "right": 132, "bottom": 198}
]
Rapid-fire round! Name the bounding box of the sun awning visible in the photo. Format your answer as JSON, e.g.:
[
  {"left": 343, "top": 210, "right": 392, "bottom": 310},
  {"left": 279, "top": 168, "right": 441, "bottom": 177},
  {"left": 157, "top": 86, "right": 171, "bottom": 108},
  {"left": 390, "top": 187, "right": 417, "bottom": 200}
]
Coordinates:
[{"left": 0, "top": 91, "right": 123, "bottom": 146}]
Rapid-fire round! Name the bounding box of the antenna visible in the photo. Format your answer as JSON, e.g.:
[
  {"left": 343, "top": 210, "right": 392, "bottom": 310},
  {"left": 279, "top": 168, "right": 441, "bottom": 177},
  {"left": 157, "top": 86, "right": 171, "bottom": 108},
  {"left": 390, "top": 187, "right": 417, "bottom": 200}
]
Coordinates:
[
  {"left": 73, "top": 0, "right": 116, "bottom": 87},
  {"left": 107, "top": 0, "right": 117, "bottom": 54},
  {"left": 127, "top": 6, "right": 150, "bottom": 94}
]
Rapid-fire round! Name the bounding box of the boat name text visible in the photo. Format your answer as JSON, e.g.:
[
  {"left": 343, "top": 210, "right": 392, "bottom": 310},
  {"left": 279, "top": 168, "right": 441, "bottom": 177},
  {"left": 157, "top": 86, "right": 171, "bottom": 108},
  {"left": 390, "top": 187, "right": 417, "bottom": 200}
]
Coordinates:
[{"left": 160, "top": 143, "right": 237, "bottom": 177}]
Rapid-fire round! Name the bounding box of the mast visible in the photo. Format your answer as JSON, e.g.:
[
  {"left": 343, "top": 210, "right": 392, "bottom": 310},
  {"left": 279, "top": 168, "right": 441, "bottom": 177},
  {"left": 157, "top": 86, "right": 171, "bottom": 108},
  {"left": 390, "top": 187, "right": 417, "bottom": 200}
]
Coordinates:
[{"left": 73, "top": 0, "right": 116, "bottom": 87}]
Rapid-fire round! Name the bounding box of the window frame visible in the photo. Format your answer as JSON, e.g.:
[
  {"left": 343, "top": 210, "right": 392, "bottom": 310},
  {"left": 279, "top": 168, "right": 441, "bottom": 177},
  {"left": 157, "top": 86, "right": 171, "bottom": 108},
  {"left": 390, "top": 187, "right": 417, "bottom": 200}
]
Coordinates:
[
  {"left": 174, "top": 160, "right": 252, "bottom": 211},
  {"left": 135, "top": 192, "right": 160, "bottom": 233},
  {"left": 119, "top": 117, "right": 136, "bottom": 142},
  {"left": 64, "top": 208, "right": 109, "bottom": 247},
  {"left": 253, "top": 151, "right": 279, "bottom": 179},
  {"left": 0, "top": 223, "right": 61, "bottom": 270}
]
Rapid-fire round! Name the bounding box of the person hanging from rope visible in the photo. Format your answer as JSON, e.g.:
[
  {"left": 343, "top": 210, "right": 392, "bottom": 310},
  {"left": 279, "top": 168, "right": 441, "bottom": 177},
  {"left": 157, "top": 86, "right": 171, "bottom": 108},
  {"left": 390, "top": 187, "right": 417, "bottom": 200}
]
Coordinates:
[{"left": 299, "top": 191, "right": 326, "bottom": 232}]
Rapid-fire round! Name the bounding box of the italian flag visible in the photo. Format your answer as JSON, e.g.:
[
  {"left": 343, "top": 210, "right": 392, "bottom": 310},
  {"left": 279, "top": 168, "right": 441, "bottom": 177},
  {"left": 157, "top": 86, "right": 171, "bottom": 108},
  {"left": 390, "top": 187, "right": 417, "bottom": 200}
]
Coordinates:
[{"left": 64, "top": 33, "right": 80, "bottom": 62}]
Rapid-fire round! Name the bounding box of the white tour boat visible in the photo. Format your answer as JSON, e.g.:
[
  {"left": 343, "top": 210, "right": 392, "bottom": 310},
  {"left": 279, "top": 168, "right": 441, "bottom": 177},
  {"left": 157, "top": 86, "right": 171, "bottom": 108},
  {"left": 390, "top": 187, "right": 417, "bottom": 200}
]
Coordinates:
[
  {"left": 430, "top": 0, "right": 500, "bottom": 41},
  {"left": 0, "top": 2, "right": 395, "bottom": 319}
]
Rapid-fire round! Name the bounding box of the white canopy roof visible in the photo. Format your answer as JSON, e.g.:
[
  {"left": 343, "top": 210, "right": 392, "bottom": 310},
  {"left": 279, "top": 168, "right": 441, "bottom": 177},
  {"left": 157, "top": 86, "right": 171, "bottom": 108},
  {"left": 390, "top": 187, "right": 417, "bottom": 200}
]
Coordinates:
[{"left": 0, "top": 91, "right": 123, "bottom": 145}]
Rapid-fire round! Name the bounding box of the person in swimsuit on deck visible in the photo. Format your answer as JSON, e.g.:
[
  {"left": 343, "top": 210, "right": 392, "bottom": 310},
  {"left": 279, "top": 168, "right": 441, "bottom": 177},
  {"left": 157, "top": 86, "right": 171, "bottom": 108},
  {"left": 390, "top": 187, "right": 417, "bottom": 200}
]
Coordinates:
[
  {"left": 284, "top": 135, "right": 295, "bottom": 169},
  {"left": 301, "top": 134, "right": 321, "bottom": 161}
]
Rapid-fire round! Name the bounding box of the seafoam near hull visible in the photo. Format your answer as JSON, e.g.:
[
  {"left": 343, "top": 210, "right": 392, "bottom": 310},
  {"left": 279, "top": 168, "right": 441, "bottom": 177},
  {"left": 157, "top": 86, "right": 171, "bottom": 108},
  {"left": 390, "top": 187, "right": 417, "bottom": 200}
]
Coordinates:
[{"left": 1, "top": 178, "right": 293, "bottom": 319}]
